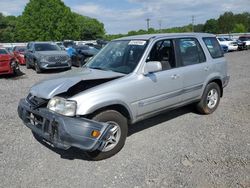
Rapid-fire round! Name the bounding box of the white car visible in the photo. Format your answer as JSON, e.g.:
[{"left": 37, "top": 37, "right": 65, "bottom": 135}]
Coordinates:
[
  {"left": 239, "top": 35, "right": 250, "bottom": 49},
  {"left": 217, "top": 37, "right": 238, "bottom": 51}
]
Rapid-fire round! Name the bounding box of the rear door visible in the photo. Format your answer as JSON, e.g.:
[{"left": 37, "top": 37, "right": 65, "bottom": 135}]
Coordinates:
[{"left": 175, "top": 38, "right": 209, "bottom": 102}]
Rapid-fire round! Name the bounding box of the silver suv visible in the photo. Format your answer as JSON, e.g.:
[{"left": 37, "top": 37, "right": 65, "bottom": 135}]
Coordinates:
[{"left": 18, "top": 33, "right": 229, "bottom": 160}]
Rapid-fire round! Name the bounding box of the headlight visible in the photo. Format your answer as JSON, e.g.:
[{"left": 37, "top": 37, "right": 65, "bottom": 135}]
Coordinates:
[
  {"left": 40, "top": 57, "right": 48, "bottom": 62},
  {"left": 47, "top": 97, "right": 77, "bottom": 116}
]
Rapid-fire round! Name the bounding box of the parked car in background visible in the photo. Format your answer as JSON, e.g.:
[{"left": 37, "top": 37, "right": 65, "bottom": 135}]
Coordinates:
[
  {"left": 220, "top": 44, "right": 228, "bottom": 53},
  {"left": 25, "top": 42, "right": 71, "bottom": 73},
  {"left": 70, "top": 45, "right": 99, "bottom": 67},
  {"left": 63, "top": 40, "right": 75, "bottom": 50},
  {"left": 96, "top": 39, "right": 109, "bottom": 49},
  {"left": 223, "top": 38, "right": 247, "bottom": 51},
  {"left": 239, "top": 35, "right": 250, "bottom": 49},
  {"left": 217, "top": 37, "right": 238, "bottom": 51},
  {"left": 0, "top": 48, "right": 19, "bottom": 76},
  {"left": 55, "top": 42, "right": 66, "bottom": 50},
  {"left": 236, "top": 39, "right": 247, "bottom": 50},
  {"left": 5, "top": 47, "right": 14, "bottom": 53},
  {"left": 18, "top": 33, "right": 229, "bottom": 160},
  {"left": 13, "top": 46, "right": 27, "bottom": 65}
]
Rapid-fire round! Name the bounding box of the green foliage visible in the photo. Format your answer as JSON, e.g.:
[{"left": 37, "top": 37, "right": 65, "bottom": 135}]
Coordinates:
[
  {"left": 232, "top": 23, "right": 247, "bottom": 33},
  {"left": 0, "top": 14, "right": 18, "bottom": 42},
  {"left": 203, "top": 19, "right": 218, "bottom": 33},
  {"left": 0, "top": 0, "right": 105, "bottom": 42},
  {"left": 0, "top": 5, "right": 250, "bottom": 42},
  {"left": 105, "top": 11, "right": 250, "bottom": 40},
  {"left": 73, "top": 13, "right": 105, "bottom": 40},
  {"left": 218, "top": 12, "right": 235, "bottom": 33}
]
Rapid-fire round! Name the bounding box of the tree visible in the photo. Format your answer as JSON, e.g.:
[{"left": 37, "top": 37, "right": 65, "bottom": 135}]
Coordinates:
[
  {"left": 75, "top": 14, "right": 105, "bottom": 40},
  {"left": 15, "top": 0, "right": 79, "bottom": 41},
  {"left": 218, "top": 12, "right": 235, "bottom": 33},
  {"left": 232, "top": 23, "right": 247, "bottom": 33},
  {"left": 203, "top": 19, "right": 218, "bottom": 33},
  {"left": 0, "top": 14, "right": 18, "bottom": 42},
  {"left": 14, "top": 0, "right": 105, "bottom": 42}
]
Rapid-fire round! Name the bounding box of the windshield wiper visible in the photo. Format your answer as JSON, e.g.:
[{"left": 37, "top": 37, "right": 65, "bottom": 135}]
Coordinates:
[{"left": 89, "top": 66, "right": 110, "bottom": 71}]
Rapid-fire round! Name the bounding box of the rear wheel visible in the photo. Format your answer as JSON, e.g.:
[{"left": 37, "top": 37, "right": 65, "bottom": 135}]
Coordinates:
[
  {"left": 196, "top": 82, "right": 221, "bottom": 114},
  {"left": 86, "top": 110, "right": 128, "bottom": 160}
]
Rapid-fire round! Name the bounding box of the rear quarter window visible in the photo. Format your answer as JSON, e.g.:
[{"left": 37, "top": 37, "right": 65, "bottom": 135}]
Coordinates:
[{"left": 203, "top": 37, "right": 223, "bottom": 58}]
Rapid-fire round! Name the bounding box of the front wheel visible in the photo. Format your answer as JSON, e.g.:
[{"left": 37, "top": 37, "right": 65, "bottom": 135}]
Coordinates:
[
  {"left": 196, "top": 82, "right": 221, "bottom": 114},
  {"left": 25, "top": 58, "right": 31, "bottom": 69},
  {"left": 86, "top": 110, "right": 128, "bottom": 160},
  {"left": 34, "top": 62, "right": 42, "bottom": 73}
]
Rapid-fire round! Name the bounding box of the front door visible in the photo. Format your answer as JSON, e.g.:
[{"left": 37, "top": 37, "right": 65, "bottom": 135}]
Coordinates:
[{"left": 135, "top": 39, "right": 183, "bottom": 117}]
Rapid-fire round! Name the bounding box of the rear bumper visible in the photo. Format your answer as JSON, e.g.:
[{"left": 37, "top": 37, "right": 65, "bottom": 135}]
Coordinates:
[{"left": 17, "top": 99, "right": 112, "bottom": 151}]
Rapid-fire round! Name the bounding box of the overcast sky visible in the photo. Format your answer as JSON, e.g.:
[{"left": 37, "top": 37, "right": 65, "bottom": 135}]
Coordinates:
[{"left": 0, "top": 0, "right": 250, "bottom": 34}]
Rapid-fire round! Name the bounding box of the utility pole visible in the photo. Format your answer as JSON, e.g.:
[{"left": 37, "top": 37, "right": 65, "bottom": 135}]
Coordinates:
[
  {"left": 192, "top": 15, "right": 195, "bottom": 32},
  {"left": 158, "top": 20, "right": 162, "bottom": 32},
  {"left": 146, "top": 18, "right": 150, "bottom": 31}
]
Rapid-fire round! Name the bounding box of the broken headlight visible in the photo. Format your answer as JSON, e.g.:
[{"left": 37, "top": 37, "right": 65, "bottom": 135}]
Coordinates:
[{"left": 47, "top": 97, "right": 77, "bottom": 117}]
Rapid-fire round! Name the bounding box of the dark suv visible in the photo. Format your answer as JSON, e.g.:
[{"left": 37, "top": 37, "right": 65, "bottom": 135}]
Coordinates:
[{"left": 25, "top": 42, "right": 71, "bottom": 73}]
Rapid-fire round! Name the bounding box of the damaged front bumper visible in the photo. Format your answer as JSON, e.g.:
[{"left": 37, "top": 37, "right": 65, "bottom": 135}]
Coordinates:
[{"left": 17, "top": 99, "right": 112, "bottom": 151}]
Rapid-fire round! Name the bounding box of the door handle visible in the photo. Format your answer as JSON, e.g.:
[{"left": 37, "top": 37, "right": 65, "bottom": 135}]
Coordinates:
[{"left": 204, "top": 67, "right": 209, "bottom": 71}]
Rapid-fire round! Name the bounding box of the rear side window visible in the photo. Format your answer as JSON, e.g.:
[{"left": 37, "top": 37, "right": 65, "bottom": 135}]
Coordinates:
[
  {"left": 203, "top": 37, "right": 223, "bottom": 58},
  {"left": 177, "top": 38, "right": 206, "bottom": 66}
]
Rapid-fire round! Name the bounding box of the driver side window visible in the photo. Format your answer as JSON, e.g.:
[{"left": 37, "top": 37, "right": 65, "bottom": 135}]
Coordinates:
[{"left": 147, "top": 39, "right": 176, "bottom": 71}]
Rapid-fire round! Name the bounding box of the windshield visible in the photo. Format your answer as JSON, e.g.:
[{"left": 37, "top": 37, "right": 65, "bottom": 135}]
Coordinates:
[
  {"left": 239, "top": 37, "right": 250, "bottom": 41},
  {"left": 86, "top": 40, "right": 148, "bottom": 74},
  {"left": 0, "top": 49, "right": 8, "bottom": 55},
  {"left": 218, "top": 38, "right": 225, "bottom": 41},
  {"left": 35, "top": 43, "right": 61, "bottom": 51},
  {"left": 15, "top": 46, "right": 27, "bottom": 52}
]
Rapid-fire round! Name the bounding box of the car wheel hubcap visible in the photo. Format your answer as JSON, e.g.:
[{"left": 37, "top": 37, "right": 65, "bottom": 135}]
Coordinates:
[
  {"left": 207, "top": 89, "right": 218, "bottom": 109},
  {"left": 101, "top": 121, "right": 121, "bottom": 152}
]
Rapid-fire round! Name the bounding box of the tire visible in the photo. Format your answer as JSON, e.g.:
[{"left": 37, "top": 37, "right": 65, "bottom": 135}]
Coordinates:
[
  {"left": 13, "top": 64, "right": 20, "bottom": 76},
  {"left": 25, "top": 58, "right": 31, "bottom": 69},
  {"left": 196, "top": 82, "right": 221, "bottom": 114},
  {"left": 34, "top": 61, "right": 42, "bottom": 73},
  {"left": 86, "top": 110, "right": 128, "bottom": 160}
]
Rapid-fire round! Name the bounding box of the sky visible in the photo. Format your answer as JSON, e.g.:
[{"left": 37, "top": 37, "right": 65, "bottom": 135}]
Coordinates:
[{"left": 0, "top": 0, "right": 250, "bottom": 34}]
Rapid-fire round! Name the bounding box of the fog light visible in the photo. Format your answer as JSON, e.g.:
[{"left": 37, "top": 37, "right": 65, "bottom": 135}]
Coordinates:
[{"left": 91, "top": 130, "right": 101, "bottom": 138}]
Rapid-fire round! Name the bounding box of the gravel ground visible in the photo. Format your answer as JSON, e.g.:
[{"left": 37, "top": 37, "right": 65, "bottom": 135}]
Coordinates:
[{"left": 0, "top": 51, "right": 250, "bottom": 188}]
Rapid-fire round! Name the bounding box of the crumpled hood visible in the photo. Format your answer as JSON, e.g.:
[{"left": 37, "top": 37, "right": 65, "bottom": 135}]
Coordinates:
[{"left": 29, "top": 68, "right": 125, "bottom": 99}]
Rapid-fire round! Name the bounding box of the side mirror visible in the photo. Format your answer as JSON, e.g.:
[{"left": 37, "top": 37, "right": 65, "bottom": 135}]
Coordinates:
[{"left": 143, "top": 61, "right": 162, "bottom": 75}]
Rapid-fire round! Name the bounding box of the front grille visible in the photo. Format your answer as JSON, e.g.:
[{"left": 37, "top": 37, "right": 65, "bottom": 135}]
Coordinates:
[
  {"left": 26, "top": 93, "right": 49, "bottom": 108},
  {"left": 27, "top": 112, "right": 59, "bottom": 139},
  {"left": 47, "top": 63, "right": 69, "bottom": 67},
  {"left": 46, "top": 56, "right": 69, "bottom": 63}
]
